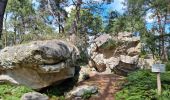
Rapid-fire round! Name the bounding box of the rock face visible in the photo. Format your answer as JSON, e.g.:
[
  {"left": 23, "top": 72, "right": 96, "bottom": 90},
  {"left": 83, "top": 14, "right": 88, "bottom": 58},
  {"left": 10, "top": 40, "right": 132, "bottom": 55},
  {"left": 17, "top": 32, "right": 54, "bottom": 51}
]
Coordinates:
[
  {"left": 78, "top": 66, "right": 90, "bottom": 82},
  {"left": 0, "top": 40, "right": 79, "bottom": 89},
  {"left": 138, "top": 54, "right": 155, "bottom": 69},
  {"left": 21, "top": 92, "right": 49, "bottom": 100},
  {"left": 89, "top": 32, "right": 141, "bottom": 75}
]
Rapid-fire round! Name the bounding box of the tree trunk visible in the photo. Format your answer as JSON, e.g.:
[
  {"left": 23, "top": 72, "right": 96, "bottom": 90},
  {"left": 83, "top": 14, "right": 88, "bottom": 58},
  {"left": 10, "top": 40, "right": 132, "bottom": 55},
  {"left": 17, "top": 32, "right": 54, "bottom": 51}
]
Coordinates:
[
  {"left": 72, "top": 0, "right": 82, "bottom": 34},
  {"left": 13, "top": 27, "right": 17, "bottom": 45},
  {"left": 156, "top": 11, "right": 162, "bottom": 58},
  {"left": 13, "top": 16, "right": 17, "bottom": 45},
  {"left": 0, "top": 0, "right": 8, "bottom": 39},
  {"left": 161, "top": 10, "right": 168, "bottom": 61},
  {"left": 58, "top": 12, "right": 61, "bottom": 33},
  {"left": 4, "top": 13, "right": 7, "bottom": 47}
]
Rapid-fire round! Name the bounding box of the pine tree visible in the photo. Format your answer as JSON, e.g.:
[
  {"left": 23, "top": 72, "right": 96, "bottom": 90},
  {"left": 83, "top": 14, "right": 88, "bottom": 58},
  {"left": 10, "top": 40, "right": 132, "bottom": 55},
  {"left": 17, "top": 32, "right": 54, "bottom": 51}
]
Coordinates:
[{"left": 0, "top": 0, "right": 8, "bottom": 39}]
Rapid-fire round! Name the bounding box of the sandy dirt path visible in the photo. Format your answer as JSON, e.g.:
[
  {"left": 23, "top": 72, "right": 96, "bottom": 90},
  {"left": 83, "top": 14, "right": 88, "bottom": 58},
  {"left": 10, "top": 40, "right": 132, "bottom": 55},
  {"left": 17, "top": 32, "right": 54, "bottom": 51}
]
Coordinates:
[{"left": 78, "top": 74, "right": 125, "bottom": 100}]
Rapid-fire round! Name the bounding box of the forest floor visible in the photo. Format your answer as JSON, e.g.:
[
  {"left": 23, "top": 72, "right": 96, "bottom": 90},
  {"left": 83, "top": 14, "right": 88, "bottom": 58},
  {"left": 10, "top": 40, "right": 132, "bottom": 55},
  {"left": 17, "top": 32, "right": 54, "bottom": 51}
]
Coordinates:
[{"left": 78, "top": 73, "right": 126, "bottom": 100}]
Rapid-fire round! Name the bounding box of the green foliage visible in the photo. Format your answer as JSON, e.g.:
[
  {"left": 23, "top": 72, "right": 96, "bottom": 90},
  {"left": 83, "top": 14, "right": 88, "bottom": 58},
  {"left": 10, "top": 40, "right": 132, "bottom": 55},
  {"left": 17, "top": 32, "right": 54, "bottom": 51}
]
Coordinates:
[
  {"left": 105, "top": 15, "right": 127, "bottom": 34},
  {"left": 82, "top": 91, "right": 93, "bottom": 100},
  {"left": 141, "top": 31, "right": 160, "bottom": 58},
  {"left": 0, "top": 40, "right": 3, "bottom": 49},
  {"left": 126, "top": 0, "right": 170, "bottom": 60},
  {"left": 19, "top": 32, "right": 67, "bottom": 44},
  {"left": 116, "top": 70, "right": 170, "bottom": 100},
  {"left": 0, "top": 78, "right": 78, "bottom": 100},
  {"left": 80, "top": 11, "right": 103, "bottom": 35},
  {"left": 139, "top": 50, "right": 147, "bottom": 58},
  {"left": 166, "top": 62, "right": 170, "bottom": 71},
  {"left": 65, "top": 9, "right": 103, "bottom": 35},
  {"left": 2, "top": 0, "right": 57, "bottom": 47},
  {"left": 100, "top": 39, "right": 117, "bottom": 49},
  {"left": 78, "top": 51, "right": 89, "bottom": 64},
  {"left": 104, "top": 9, "right": 145, "bottom": 35},
  {"left": 0, "top": 84, "right": 33, "bottom": 100}
]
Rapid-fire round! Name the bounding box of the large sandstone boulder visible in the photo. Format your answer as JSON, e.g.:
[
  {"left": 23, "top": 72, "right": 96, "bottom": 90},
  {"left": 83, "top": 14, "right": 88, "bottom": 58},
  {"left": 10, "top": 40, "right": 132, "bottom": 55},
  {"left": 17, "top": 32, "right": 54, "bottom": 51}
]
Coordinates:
[
  {"left": 114, "top": 55, "right": 139, "bottom": 75},
  {"left": 0, "top": 40, "right": 79, "bottom": 89},
  {"left": 89, "top": 32, "right": 141, "bottom": 75}
]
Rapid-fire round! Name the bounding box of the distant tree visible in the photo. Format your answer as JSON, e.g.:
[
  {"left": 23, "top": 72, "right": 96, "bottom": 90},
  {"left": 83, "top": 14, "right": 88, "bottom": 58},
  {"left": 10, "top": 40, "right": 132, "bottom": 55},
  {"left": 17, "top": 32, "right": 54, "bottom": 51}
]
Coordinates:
[
  {"left": 0, "top": 0, "right": 8, "bottom": 39},
  {"left": 104, "top": 10, "right": 144, "bottom": 36},
  {"left": 126, "top": 0, "right": 170, "bottom": 61},
  {"left": 105, "top": 11, "right": 122, "bottom": 34},
  {"left": 5, "top": 0, "right": 35, "bottom": 45},
  {"left": 65, "top": 9, "right": 103, "bottom": 35},
  {"left": 38, "top": 0, "right": 68, "bottom": 33},
  {"left": 3, "top": 0, "right": 55, "bottom": 46},
  {"left": 69, "top": 0, "right": 114, "bottom": 34}
]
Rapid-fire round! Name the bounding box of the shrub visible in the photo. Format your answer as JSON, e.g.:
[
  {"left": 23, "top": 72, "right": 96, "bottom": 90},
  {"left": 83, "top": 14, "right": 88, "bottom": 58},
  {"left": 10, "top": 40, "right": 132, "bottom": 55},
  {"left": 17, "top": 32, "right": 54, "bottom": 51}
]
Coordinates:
[{"left": 116, "top": 70, "right": 170, "bottom": 100}]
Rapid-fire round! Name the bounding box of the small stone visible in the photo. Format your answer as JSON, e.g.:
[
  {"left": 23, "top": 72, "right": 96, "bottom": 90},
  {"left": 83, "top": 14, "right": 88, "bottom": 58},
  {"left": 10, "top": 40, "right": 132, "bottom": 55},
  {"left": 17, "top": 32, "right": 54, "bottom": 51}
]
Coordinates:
[
  {"left": 66, "top": 85, "right": 98, "bottom": 99},
  {"left": 21, "top": 92, "right": 49, "bottom": 100}
]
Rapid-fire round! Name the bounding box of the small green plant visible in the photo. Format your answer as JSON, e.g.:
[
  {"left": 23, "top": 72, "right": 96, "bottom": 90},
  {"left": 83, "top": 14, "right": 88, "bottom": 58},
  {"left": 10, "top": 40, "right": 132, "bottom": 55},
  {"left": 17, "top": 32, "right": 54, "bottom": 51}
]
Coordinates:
[
  {"left": 82, "top": 91, "right": 93, "bottom": 99},
  {"left": 77, "top": 51, "right": 89, "bottom": 64},
  {"left": 100, "top": 39, "right": 117, "bottom": 49},
  {"left": 139, "top": 50, "right": 147, "bottom": 58}
]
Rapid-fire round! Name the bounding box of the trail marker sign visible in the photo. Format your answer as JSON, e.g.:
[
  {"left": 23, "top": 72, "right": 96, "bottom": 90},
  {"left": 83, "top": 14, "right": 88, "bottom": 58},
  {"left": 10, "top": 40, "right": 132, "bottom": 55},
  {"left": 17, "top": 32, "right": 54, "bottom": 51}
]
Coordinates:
[
  {"left": 152, "top": 64, "right": 166, "bottom": 95},
  {"left": 152, "top": 64, "right": 165, "bottom": 73}
]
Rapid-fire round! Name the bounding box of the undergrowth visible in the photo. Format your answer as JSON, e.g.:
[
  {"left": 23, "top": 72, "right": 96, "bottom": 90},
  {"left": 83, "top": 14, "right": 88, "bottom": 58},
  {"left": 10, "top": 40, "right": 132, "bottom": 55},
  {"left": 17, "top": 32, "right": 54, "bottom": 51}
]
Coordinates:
[
  {"left": 116, "top": 70, "right": 170, "bottom": 100},
  {"left": 0, "top": 83, "right": 33, "bottom": 100},
  {"left": 0, "top": 78, "right": 77, "bottom": 100}
]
